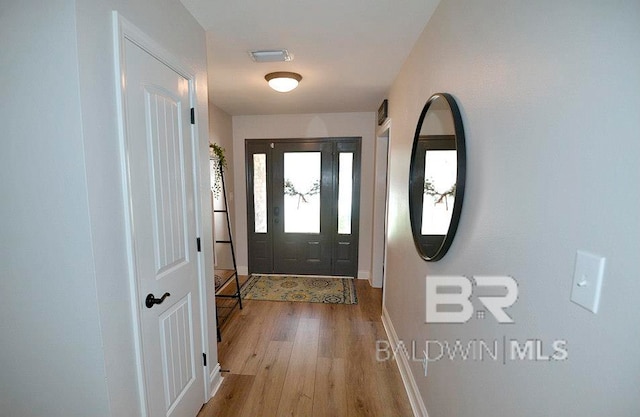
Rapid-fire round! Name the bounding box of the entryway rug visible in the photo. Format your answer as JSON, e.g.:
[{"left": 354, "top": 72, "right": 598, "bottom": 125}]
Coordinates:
[{"left": 241, "top": 274, "right": 358, "bottom": 305}]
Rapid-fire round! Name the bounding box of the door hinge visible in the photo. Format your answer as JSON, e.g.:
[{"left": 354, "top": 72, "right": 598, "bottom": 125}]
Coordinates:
[
  {"left": 202, "top": 353, "right": 207, "bottom": 367},
  {"left": 190, "top": 107, "right": 195, "bottom": 125},
  {"left": 196, "top": 237, "right": 201, "bottom": 252}
]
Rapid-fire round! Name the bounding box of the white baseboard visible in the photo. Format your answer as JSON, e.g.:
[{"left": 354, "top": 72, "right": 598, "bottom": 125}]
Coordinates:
[
  {"left": 238, "top": 265, "right": 248, "bottom": 276},
  {"left": 209, "top": 363, "right": 223, "bottom": 399},
  {"left": 368, "top": 275, "right": 383, "bottom": 288},
  {"left": 381, "top": 306, "right": 429, "bottom": 417},
  {"left": 357, "top": 270, "right": 370, "bottom": 280}
]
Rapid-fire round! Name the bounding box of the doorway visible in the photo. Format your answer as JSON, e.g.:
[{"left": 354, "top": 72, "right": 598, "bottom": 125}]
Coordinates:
[{"left": 246, "top": 138, "right": 361, "bottom": 277}]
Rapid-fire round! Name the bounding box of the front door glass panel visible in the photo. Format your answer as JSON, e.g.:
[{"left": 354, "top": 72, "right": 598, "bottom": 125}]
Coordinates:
[
  {"left": 338, "top": 152, "right": 353, "bottom": 235},
  {"left": 283, "top": 152, "right": 321, "bottom": 233},
  {"left": 253, "top": 153, "right": 268, "bottom": 233}
]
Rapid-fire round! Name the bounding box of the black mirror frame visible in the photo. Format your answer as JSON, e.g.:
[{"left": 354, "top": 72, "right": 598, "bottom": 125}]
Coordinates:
[{"left": 408, "top": 93, "right": 466, "bottom": 261}]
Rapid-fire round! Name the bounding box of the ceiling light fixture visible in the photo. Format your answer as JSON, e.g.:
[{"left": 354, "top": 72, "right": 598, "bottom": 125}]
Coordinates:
[{"left": 265, "top": 72, "right": 302, "bottom": 93}]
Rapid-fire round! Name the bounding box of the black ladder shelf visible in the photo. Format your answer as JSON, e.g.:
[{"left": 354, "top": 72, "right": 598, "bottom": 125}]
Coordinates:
[{"left": 212, "top": 161, "right": 242, "bottom": 341}]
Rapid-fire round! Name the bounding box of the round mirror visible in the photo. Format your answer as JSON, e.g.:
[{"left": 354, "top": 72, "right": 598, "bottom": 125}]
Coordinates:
[{"left": 409, "top": 93, "right": 466, "bottom": 261}]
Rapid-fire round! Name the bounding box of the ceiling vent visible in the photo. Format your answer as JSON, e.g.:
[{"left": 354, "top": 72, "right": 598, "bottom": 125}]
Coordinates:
[{"left": 249, "top": 49, "right": 293, "bottom": 63}]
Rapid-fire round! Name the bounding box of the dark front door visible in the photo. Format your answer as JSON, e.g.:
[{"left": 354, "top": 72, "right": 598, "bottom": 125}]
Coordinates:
[{"left": 246, "top": 138, "right": 361, "bottom": 277}]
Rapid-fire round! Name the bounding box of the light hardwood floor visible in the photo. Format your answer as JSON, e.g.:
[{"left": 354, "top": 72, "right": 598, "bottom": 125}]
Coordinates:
[{"left": 197, "top": 279, "right": 414, "bottom": 417}]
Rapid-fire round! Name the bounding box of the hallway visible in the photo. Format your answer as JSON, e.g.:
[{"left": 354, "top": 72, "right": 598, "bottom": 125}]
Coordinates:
[{"left": 198, "top": 279, "right": 413, "bottom": 417}]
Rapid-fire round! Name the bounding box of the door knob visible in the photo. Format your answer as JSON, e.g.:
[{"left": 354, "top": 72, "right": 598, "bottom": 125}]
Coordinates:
[{"left": 145, "top": 292, "right": 171, "bottom": 308}]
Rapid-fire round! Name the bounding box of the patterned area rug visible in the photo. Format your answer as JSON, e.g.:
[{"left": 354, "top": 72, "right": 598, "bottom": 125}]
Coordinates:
[{"left": 241, "top": 274, "right": 358, "bottom": 305}]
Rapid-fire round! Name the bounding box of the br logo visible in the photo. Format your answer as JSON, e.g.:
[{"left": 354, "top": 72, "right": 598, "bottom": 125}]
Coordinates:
[{"left": 426, "top": 276, "right": 518, "bottom": 323}]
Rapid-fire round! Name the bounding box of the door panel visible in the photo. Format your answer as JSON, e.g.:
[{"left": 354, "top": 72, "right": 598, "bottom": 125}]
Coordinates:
[
  {"left": 246, "top": 142, "right": 273, "bottom": 272},
  {"left": 159, "top": 294, "right": 196, "bottom": 412},
  {"left": 273, "top": 142, "right": 333, "bottom": 274},
  {"left": 123, "top": 38, "right": 204, "bottom": 417},
  {"left": 147, "top": 88, "right": 189, "bottom": 276},
  {"left": 332, "top": 140, "right": 361, "bottom": 276},
  {"left": 246, "top": 138, "right": 361, "bottom": 277}
]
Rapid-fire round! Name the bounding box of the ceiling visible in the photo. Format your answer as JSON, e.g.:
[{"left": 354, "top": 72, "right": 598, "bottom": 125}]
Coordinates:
[{"left": 179, "top": 0, "right": 440, "bottom": 116}]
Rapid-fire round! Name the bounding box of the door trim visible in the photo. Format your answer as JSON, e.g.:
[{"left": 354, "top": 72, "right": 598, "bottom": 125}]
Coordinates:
[
  {"left": 112, "top": 12, "right": 210, "bottom": 415},
  {"left": 378, "top": 118, "right": 391, "bottom": 302},
  {"left": 372, "top": 120, "right": 391, "bottom": 289}
]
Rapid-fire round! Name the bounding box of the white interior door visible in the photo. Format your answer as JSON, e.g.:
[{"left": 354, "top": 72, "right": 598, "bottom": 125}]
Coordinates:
[{"left": 123, "top": 38, "right": 204, "bottom": 417}]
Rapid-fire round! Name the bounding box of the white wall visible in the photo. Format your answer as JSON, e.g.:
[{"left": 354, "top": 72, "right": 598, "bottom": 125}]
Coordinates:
[
  {"left": 209, "top": 104, "right": 235, "bottom": 217},
  {"left": 0, "top": 1, "right": 213, "bottom": 415},
  {"left": 206, "top": 103, "right": 234, "bottom": 381},
  {"left": 209, "top": 104, "right": 235, "bottom": 269},
  {"left": 232, "top": 112, "right": 376, "bottom": 278},
  {"left": 384, "top": 1, "right": 640, "bottom": 416},
  {"left": 0, "top": 1, "right": 110, "bottom": 415}
]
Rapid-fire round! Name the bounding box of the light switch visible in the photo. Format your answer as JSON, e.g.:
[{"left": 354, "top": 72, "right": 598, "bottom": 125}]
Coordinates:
[{"left": 570, "top": 250, "right": 606, "bottom": 314}]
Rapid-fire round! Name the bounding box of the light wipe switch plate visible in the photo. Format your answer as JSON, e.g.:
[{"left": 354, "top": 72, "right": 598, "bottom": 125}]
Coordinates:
[{"left": 570, "top": 250, "right": 606, "bottom": 314}]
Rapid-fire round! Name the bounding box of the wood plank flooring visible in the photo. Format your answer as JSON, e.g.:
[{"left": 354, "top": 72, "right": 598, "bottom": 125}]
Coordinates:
[{"left": 198, "top": 279, "right": 413, "bottom": 417}]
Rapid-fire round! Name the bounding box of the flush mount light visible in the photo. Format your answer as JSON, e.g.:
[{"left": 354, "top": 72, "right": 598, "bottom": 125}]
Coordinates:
[
  {"left": 249, "top": 49, "right": 292, "bottom": 63},
  {"left": 265, "top": 72, "right": 302, "bottom": 93}
]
